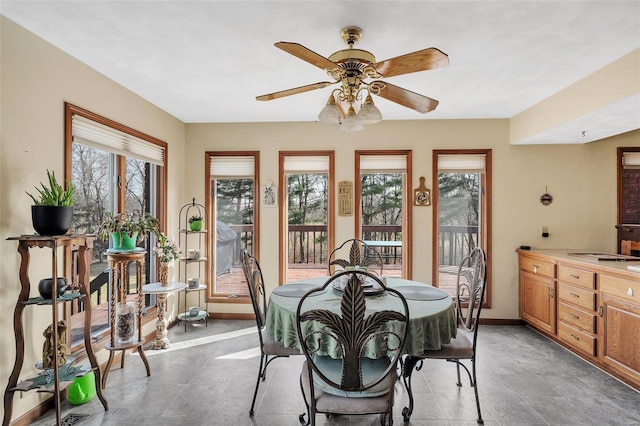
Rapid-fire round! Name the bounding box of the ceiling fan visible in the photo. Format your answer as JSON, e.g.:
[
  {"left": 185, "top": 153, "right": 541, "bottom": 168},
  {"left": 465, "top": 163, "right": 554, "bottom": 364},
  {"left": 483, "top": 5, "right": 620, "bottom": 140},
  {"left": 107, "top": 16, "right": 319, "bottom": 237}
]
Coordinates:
[{"left": 256, "top": 26, "right": 449, "bottom": 129}]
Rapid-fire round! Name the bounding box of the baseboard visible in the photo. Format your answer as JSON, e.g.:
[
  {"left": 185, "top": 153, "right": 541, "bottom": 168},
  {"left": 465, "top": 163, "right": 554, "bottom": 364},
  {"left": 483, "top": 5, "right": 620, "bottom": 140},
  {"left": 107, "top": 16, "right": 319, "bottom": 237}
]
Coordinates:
[{"left": 480, "top": 318, "right": 526, "bottom": 325}]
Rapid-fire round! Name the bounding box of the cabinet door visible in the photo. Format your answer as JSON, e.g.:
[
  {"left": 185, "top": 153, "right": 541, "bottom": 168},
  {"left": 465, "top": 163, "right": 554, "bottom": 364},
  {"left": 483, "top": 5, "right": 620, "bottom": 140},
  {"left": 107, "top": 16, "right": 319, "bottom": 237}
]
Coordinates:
[
  {"left": 520, "top": 271, "right": 556, "bottom": 334},
  {"left": 600, "top": 293, "right": 640, "bottom": 388}
]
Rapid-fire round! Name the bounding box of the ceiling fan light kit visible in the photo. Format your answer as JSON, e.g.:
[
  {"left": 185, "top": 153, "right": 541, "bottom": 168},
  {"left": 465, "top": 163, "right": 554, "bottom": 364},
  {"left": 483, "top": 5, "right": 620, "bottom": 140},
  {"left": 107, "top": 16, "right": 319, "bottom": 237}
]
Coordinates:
[{"left": 257, "top": 26, "right": 449, "bottom": 132}]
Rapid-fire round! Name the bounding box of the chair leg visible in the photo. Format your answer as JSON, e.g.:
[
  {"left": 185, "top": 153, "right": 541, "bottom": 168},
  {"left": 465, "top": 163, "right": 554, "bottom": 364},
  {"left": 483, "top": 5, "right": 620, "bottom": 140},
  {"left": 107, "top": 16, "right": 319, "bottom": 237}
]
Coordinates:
[
  {"left": 448, "top": 358, "right": 483, "bottom": 425},
  {"left": 298, "top": 375, "right": 311, "bottom": 426},
  {"left": 471, "top": 359, "right": 483, "bottom": 424},
  {"left": 400, "top": 356, "right": 422, "bottom": 422},
  {"left": 249, "top": 353, "right": 266, "bottom": 416}
]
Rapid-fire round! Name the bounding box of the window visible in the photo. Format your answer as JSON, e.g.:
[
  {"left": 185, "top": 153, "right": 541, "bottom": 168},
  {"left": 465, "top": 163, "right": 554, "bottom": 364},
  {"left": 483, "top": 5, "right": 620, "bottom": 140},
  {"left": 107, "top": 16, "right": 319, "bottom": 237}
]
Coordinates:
[
  {"left": 64, "top": 103, "right": 167, "bottom": 346},
  {"left": 355, "top": 150, "right": 412, "bottom": 278},
  {"left": 207, "top": 152, "right": 259, "bottom": 300},
  {"left": 618, "top": 148, "right": 640, "bottom": 224},
  {"left": 279, "top": 152, "right": 334, "bottom": 283},
  {"left": 433, "top": 150, "right": 491, "bottom": 304}
]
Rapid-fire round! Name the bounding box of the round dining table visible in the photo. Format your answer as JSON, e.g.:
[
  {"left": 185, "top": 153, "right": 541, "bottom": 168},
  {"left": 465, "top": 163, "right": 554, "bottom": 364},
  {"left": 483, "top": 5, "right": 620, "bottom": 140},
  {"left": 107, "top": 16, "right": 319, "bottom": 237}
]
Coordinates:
[{"left": 265, "top": 276, "right": 457, "bottom": 357}]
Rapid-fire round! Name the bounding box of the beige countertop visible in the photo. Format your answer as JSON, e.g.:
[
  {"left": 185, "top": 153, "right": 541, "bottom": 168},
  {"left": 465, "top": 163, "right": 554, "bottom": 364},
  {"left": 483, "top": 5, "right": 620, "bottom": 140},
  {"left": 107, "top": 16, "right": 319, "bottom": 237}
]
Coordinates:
[{"left": 517, "top": 248, "right": 640, "bottom": 276}]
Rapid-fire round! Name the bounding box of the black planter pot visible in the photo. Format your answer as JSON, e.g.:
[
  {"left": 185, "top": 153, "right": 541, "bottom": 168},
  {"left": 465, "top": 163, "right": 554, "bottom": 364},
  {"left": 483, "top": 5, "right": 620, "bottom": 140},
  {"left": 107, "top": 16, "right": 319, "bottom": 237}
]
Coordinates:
[
  {"left": 38, "top": 277, "right": 67, "bottom": 299},
  {"left": 31, "top": 206, "right": 73, "bottom": 235}
]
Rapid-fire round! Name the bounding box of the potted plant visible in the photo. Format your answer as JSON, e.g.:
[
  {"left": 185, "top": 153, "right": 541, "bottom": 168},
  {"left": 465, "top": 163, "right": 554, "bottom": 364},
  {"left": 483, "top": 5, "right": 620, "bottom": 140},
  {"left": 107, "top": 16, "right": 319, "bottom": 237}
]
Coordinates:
[
  {"left": 97, "top": 210, "right": 160, "bottom": 250},
  {"left": 189, "top": 214, "right": 204, "bottom": 232},
  {"left": 26, "top": 169, "right": 75, "bottom": 235}
]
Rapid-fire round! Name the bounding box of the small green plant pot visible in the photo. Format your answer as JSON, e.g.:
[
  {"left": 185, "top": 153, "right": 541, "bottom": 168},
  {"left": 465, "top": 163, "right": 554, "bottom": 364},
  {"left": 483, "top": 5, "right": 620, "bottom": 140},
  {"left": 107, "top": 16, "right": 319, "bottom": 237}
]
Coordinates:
[
  {"left": 189, "top": 220, "right": 203, "bottom": 232},
  {"left": 110, "top": 232, "right": 138, "bottom": 250}
]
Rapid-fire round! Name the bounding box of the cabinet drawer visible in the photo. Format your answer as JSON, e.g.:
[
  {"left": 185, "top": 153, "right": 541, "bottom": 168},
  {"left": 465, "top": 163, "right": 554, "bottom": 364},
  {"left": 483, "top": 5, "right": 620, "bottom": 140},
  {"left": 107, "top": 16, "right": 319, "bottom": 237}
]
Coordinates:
[
  {"left": 600, "top": 274, "right": 640, "bottom": 305},
  {"left": 558, "top": 283, "right": 596, "bottom": 311},
  {"left": 558, "top": 322, "right": 596, "bottom": 356},
  {"left": 559, "top": 265, "right": 595, "bottom": 290},
  {"left": 520, "top": 256, "right": 556, "bottom": 278},
  {"left": 558, "top": 302, "right": 596, "bottom": 333}
]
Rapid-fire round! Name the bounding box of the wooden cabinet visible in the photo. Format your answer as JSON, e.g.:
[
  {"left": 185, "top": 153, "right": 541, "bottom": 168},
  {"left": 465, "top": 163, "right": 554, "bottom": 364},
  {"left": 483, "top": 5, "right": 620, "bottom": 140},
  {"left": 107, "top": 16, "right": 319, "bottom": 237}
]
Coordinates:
[
  {"left": 519, "top": 253, "right": 556, "bottom": 335},
  {"left": 518, "top": 249, "right": 640, "bottom": 390},
  {"left": 599, "top": 273, "right": 640, "bottom": 387},
  {"left": 557, "top": 264, "right": 597, "bottom": 357}
]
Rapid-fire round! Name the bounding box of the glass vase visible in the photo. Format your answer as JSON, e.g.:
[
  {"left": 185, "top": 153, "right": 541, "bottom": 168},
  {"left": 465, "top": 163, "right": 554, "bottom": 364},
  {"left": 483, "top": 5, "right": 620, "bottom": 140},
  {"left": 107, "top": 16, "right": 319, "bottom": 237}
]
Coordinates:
[{"left": 116, "top": 301, "right": 136, "bottom": 344}]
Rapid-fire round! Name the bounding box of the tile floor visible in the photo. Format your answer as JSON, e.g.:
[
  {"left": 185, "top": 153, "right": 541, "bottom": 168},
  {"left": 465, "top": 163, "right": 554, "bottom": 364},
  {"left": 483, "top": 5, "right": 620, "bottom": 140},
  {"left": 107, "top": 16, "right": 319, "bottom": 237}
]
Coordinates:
[{"left": 32, "top": 321, "right": 640, "bottom": 425}]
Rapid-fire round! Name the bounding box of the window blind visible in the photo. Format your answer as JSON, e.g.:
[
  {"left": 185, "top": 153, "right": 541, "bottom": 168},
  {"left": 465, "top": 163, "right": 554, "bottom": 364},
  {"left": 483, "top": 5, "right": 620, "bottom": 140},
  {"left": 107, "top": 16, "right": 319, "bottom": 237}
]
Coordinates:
[
  {"left": 437, "top": 154, "right": 486, "bottom": 172},
  {"left": 210, "top": 156, "right": 255, "bottom": 177},
  {"left": 623, "top": 152, "right": 640, "bottom": 169},
  {"left": 283, "top": 155, "right": 329, "bottom": 172},
  {"left": 72, "top": 115, "right": 165, "bottom": 166},
  {"left": 360, "top": 154, "right": 406, "bottom": 172}
]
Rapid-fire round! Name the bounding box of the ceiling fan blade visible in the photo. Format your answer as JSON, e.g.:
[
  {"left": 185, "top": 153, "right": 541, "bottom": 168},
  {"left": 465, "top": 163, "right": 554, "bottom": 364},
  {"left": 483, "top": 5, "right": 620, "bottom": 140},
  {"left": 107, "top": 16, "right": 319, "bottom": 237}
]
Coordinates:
[
  {"left": 372, "top": 47, "right": 449, "bottom": 78},
  {"left": 256, "top": 82, "right": 333, "bottom": 101},
  {"left": 371, "top": 81, "right": 439, "bottom": 113},
  {"left": 275, "top": 42, "right": 339, "bottom": 71}
]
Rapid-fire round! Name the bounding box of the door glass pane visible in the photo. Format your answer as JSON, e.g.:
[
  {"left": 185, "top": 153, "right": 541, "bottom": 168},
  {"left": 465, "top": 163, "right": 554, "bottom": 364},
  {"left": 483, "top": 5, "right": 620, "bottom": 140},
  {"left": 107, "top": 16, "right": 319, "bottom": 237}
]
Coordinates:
[
  {"left": 69, "top": 143, "right": 112, "bottom": 344},
  {"left": 124, "top": 158, "right": 152, "bottom": 305},
  {"left": 213, "top": 178, "right": 253, "bottom": 295},
  {"left": 436, "top": 172, "right": 481, "bottom": 295},
  {"left": 286, "top": 173, "right": 328, "bottom": 281},
  {"left": 360, "top": 172, "right": 404, "bottom": 277}
]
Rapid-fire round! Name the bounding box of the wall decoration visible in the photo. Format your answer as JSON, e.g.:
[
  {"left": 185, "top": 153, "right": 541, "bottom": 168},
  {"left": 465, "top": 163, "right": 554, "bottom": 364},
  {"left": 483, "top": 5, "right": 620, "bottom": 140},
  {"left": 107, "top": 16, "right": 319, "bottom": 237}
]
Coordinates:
[
  {"left": 338, "top": 181, "right": 353, "bottom": 216},
  {"left": 540, "top": 186, "right": 553, "bottom": 206},
  {"left": 414, "top": 176, "right": 431, "bottom": 206},
  {"left": 262, "top": 185, "right": 277, "bottom": 207}
]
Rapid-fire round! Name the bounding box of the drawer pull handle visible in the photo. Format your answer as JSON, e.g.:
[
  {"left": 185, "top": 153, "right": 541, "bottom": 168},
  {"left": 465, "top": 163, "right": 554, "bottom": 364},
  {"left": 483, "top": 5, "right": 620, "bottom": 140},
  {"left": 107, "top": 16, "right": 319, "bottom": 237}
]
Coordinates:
[
  {"left": 627, "top": 288, "right": 634, "bottom": 297},
  {"left": 570, "top": 313, "right": 580, "bottom": 319},
  {"left": 570, "top": 274, "right": 580, "bottom": 279},
  {"left": 570, "top": 292, "right": 580, "bottom": 298},
  {"left": 533, "top": 265, "right": 539, "bottom": 273},
  {"left": 570, "top": 334, "right": 580, "bottom": 341}
]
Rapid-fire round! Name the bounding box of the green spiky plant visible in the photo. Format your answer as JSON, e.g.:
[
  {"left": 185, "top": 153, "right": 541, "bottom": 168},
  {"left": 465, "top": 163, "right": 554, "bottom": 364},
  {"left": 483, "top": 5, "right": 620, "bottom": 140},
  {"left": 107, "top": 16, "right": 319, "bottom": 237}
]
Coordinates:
[{"left": 26, "top": 169, "right": 75, "bottom": 206}]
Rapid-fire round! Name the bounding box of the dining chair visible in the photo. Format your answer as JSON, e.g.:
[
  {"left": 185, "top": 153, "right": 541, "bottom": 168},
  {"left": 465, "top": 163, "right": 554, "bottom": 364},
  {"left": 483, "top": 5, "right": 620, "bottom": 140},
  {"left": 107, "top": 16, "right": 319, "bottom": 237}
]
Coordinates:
[
  {"left": 401, "top": 247, "right": 487, "bottom": 424},
  {"left": 327, "top": 238, "right": 384, "bottom": 275},
  {"left": 240, "top": 249, "right": 301, "bottom": 416},
  {"left": 621, "top": 239, "right": 640, "bottom": 256},
  {"left": 295, "top": 269, "right": 409, "bottom": 426}
]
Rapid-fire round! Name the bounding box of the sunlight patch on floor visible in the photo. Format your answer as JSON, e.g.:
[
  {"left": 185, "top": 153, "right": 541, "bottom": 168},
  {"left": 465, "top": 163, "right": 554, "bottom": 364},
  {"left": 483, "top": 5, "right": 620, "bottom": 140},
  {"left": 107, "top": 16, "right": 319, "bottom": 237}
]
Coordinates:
[
  {"left": 215, "top": 346, "right": 261, "bottom": 359},
  {"left": 140, "top": 327, "right": 257, "bottom": 356}
]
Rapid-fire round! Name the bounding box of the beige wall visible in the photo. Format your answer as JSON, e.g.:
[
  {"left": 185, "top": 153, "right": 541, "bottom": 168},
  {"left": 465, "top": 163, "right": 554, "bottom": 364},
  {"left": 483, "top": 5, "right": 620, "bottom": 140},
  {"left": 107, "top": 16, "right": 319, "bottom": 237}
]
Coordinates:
[
  {"left": 185, "top": 122, "right": 640, "bottom": 321},
  {"left": 0, "top": 16, "right": 185, "bottom": 421},
  {"left": 2, "top": 14, "right": 640, "bottom": 423}
]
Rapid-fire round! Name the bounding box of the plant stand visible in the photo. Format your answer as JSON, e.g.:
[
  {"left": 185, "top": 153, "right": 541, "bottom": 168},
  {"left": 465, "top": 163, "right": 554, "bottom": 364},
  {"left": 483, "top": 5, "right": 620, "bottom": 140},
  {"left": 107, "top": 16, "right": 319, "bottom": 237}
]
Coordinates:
[
  {"left": 102, "top": 251, "right": 150, "bottom": 389},
  {"left": 178, "top": 198, "right": 209, "bottom": 330},
  {"left": 3, "top": 235, "right": 108, "bottom": 426},
  {"left": 143, "top": 282, "right": 186, "bottom": 349}
]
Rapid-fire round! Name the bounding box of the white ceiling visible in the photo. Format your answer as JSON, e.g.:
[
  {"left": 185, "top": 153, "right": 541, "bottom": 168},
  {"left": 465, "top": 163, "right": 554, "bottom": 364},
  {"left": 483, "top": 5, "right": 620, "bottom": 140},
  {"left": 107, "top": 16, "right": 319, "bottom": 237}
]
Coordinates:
[{"left": 1, "top": 1, "right": 639, "bottom": 142}]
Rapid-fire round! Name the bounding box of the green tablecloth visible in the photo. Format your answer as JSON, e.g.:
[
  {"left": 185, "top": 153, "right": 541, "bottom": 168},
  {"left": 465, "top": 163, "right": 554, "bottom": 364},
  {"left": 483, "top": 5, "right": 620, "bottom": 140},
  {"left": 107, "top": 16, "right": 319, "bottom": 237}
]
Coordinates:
[{"left": 265, "top": 277, "right": 457, "bottom": 357}]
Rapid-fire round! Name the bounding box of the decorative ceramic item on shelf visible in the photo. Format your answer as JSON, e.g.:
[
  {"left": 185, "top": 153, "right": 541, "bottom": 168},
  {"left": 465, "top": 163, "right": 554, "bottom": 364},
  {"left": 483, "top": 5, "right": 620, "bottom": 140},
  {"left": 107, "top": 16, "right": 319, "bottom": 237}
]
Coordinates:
[
  {"left": 42, "top": 320, "right": 67, "bottom": 369},
  {"left": 26, "top": 169, "right": 75, "bottom": 236},
  {"left": 188, "top": 249, "right": 201, "bottom": 260},
  {"left": 188, "top": 277, "right": 200, "bottom": 289},
  {"left": 38, "top": 277, "right": 67, "bottom": 299},
  {"left": 97, "top": 210, "right": 160, "bottom": 250},
  {"left": 189, "top": 306, "right": 200, "bottom": 317},
  {"left": 115, "top": 301, "right": 136, "bottom": 344},
  {"left": 189, "top": 215, "right": 204, "bottom": 232}
]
